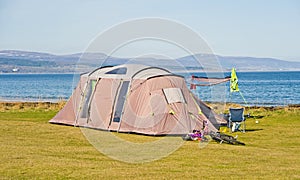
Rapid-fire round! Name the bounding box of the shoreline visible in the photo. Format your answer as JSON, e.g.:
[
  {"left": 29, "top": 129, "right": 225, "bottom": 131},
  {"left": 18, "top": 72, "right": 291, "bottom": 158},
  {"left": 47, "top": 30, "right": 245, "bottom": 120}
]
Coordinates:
[
  {"left": 0, "top": 97, "right": 68, "bottom": 103},
  {"left": 0, "top": 100, "right": 299, "bottom": 109}
]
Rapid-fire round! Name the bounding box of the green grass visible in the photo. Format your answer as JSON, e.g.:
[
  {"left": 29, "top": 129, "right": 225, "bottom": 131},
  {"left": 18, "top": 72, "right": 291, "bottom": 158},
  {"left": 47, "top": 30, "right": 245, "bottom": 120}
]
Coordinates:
[{"left": 0, "top": 103, "right": 299, "bottom": 179}]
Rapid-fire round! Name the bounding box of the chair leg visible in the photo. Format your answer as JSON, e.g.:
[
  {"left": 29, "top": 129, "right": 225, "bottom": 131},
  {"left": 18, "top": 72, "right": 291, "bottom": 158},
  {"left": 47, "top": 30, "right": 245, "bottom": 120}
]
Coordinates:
[{"left": 232, "top": 123, "right": 237, "bottom": 132}]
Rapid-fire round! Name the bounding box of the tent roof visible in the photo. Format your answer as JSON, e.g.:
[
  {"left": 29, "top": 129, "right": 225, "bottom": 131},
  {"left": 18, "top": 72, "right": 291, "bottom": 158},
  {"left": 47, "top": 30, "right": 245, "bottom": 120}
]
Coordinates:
[{"left": 83, "top": 64, "right": 172, "bottom": 80}]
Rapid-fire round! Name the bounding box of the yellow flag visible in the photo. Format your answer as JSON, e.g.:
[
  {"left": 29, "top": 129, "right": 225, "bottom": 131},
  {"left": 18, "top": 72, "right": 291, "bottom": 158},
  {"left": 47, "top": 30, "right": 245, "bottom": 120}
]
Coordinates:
[{"left": 230, "top": 68, "right": 239, "bottom": 92}]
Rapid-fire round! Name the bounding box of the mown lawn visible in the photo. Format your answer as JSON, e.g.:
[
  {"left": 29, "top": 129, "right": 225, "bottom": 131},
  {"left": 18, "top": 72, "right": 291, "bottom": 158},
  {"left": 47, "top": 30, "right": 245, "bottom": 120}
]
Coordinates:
[{"left": 0, "top": 103, "right": 299, "bottom": 179}]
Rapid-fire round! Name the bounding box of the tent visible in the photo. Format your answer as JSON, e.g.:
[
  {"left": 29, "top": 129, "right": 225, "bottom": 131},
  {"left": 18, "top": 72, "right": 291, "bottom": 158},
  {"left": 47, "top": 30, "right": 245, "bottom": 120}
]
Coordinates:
[{"left": 49, "top": 64, "right": 226, "bottom": 135}]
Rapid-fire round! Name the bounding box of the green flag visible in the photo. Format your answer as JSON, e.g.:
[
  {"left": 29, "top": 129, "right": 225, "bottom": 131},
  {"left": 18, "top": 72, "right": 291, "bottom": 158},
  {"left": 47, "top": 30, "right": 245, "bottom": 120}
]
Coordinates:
[{"left": 230, "top": 68, "right": 239, "bottom": 92}]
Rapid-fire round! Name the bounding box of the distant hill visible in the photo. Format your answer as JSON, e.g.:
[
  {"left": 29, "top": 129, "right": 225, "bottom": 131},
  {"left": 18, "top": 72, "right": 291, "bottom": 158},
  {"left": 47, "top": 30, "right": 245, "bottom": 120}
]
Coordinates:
[
  {"left": 178, "top": 54, "right": 300, "bottom": 71},
  {"left": 0, "top": 50, "right": 125, "bottom": 73},
  {"left": 0, "top": 50, "right": 299, "bottom": 73},
  {"left": 217, "top": 55, "right": 300, "bottom": 71}
]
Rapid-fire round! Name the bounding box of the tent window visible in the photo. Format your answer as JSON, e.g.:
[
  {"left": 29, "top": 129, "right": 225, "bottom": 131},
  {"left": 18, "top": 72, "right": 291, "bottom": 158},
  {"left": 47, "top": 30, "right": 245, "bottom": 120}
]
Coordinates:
[
  {"left": 80, "top": 80, "right": 96, "bottom": 118},
  {"left": 163, "top": 88, "right": 186, "bottom": 104},
  {"left": 113, "top": 81, "right": 130, "bottom": 122},
  {"left": 105, "top": 68, "right": 127, "bottom": 75}
]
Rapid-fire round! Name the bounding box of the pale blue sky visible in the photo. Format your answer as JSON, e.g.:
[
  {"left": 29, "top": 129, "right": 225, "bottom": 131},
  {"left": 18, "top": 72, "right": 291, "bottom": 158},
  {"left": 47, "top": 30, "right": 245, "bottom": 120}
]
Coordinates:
[{"left": 0, "top": 0, "right": 300, "bottom": 61}]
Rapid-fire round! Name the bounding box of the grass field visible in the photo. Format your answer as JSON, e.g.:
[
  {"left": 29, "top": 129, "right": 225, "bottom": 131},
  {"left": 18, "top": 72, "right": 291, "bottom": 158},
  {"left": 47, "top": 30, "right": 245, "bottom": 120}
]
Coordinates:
[{"left": 0, "top": 102, "right": 299, "bottom": 179}]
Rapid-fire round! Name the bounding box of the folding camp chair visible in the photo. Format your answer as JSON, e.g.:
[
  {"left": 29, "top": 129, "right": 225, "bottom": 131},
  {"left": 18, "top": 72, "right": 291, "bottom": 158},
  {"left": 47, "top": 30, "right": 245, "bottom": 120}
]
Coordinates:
[{"left": 228, "top": 108, "right": 246, "bottom": 133}]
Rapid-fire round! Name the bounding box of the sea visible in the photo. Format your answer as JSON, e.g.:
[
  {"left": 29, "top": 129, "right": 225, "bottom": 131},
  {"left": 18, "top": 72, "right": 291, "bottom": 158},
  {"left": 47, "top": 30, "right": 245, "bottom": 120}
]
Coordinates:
[{"left": 0, "top": 71, "right": 299, "bottom": 106}]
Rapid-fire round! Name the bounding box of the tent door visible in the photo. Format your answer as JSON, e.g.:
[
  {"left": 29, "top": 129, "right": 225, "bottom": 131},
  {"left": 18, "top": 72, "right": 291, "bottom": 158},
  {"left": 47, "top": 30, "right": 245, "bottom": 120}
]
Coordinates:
[
  {"left": 79, "top": 80, "right": 97, "bottom": 120},
  {"left": 109, "top": 81, "right": 130, "bottom": 130}
]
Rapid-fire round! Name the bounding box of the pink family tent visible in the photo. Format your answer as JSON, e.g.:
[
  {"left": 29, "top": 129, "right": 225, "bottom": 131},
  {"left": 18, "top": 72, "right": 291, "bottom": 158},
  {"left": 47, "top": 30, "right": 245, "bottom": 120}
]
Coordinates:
[{"left": 49, "top": 64, "right": 226, "bottom": 135}]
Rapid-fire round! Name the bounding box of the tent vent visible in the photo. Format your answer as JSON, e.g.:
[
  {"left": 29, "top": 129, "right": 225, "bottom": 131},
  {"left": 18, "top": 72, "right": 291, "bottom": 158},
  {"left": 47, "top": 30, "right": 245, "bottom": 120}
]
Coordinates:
[{"left": 163, "top": 88, "right": 186, "bottom": 104}]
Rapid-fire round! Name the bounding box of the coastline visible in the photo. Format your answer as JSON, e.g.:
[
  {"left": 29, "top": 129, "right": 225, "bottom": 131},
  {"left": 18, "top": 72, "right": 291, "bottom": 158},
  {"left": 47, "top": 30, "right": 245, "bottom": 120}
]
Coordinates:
[
  {"left": 0, "top": 101, "right": 299, "bottom": 111},
  {"left": 0, "top": 98, "right": 68, "bottom": 103},
  {"left": 1, "top": 97, "right": 299, "bottom": 107}
]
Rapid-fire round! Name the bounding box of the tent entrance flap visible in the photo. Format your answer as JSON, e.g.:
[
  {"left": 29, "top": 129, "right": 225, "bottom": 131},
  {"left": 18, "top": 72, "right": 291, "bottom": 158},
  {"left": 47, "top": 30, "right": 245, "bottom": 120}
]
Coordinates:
[
  {"left": 80, "top": 80, "right": 96, "bottom": 119},
  {"left": 112, "top": 81, "right": 130, "bottom": 123}
]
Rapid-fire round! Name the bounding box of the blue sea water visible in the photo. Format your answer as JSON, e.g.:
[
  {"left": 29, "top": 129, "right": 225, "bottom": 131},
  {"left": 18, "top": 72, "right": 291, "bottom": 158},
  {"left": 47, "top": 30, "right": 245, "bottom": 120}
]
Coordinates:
[
  {"left": 188, "top": 71, "right": 300, "bottom": 106},
  {"left": 0, "top": 71, "right": 299, "bottom": 106},
  {"left": 0, "top": 74, "right": 78, "bottom": 102}
]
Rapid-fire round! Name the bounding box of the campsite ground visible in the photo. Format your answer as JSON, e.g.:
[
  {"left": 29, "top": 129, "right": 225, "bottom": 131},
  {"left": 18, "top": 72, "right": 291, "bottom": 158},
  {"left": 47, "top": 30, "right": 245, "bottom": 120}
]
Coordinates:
[{"left": 0, "top": 102, "right": 299, "bottom": 179}]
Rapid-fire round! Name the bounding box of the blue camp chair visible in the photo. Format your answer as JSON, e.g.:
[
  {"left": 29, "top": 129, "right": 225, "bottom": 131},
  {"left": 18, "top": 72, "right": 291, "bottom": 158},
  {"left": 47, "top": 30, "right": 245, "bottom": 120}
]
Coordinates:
[{"left": 229, "top": 108, "right": 246, "bottom": 133}]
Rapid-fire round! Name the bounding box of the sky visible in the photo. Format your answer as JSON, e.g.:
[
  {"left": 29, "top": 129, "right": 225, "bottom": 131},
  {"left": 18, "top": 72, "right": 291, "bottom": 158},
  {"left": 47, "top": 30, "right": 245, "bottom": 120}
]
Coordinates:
[{"left": 0, "top": 0, "right": 300, "bottom": 61}]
